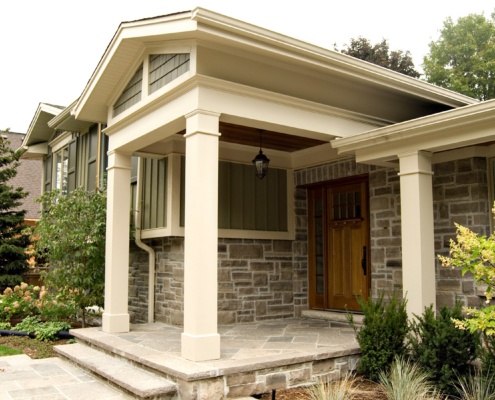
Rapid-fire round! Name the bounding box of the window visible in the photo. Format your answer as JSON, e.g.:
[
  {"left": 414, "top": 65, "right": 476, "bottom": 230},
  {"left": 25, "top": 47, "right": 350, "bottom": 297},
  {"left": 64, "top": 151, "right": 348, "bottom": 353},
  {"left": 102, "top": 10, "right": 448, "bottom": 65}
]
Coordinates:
[{"left": 53, "top": 146, "right": 69, "bottom": 195}]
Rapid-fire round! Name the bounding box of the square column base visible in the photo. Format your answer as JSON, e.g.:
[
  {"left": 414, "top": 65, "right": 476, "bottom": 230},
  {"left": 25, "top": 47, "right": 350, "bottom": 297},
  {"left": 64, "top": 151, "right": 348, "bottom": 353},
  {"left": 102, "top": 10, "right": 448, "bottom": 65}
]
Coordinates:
[
  {"left": 181, "top": 332, "right": 221, "bottom": 361},
  {"left": 102, "top": 313, "right": 130, "bottom": 333}
]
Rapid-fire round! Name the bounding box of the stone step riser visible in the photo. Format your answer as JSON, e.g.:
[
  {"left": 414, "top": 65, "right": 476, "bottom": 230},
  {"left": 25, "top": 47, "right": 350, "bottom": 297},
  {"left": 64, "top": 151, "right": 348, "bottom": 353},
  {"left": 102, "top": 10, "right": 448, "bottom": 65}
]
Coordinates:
[{"left": 55, "top": 343, "right": 178, "bottom": 400}]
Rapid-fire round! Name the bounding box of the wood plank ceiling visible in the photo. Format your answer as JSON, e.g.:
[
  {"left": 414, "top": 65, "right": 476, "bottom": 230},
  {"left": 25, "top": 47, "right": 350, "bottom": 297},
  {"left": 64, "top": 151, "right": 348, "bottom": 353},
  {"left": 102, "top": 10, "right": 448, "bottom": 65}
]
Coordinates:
[{"left": 179, "top": 122, "right": 328, "bottom": 153}]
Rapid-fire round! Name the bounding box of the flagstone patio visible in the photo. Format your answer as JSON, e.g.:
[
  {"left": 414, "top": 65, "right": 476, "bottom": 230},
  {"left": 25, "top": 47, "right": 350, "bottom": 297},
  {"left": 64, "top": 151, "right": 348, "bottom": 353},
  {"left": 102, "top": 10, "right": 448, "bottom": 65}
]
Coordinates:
[{"left": 55, "top": 317, "right": 361, "bottom": 399}]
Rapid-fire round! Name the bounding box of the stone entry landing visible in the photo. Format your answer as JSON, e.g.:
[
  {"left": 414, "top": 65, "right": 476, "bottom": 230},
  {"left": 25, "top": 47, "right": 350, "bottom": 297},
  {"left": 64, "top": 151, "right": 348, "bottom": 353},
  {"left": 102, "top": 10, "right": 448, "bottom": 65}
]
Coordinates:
[{"left": 55, "top": 318, "right": 360, "bottom": 399}]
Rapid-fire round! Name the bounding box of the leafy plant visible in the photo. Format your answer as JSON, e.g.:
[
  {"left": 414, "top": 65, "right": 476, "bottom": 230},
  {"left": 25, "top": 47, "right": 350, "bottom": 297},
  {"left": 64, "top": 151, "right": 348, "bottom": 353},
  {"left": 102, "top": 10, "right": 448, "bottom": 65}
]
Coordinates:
[
  {"left": 12, "top": 315, "right": 71, "bottom": 341},
  {"left": 34, "top": 187, "right": 106, "bottom": 327},
  {"left": 0, "top": 282, "right": 41, "bottom": 321},
  {"left": 305, "top": 373, "right": 356, "bottom": 400},
  {"left": 0, "top": 282, "right": 77, "bottom": 324},
  {"left": 347, "top": 292, "right": 409, "bottom": 381},
  {"left": 439, "top": 221, "right": 495, "bottom": 336},
  {"left": 408, "top": 303, "right": 478, "bottom": 395},
  {"left": 379, "top": 357, "right": 443, "bottom": 400}
]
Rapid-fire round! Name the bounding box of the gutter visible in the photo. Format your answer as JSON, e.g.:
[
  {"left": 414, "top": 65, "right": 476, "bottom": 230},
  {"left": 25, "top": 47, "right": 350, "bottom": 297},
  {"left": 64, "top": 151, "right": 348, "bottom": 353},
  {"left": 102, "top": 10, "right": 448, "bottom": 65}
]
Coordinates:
[{"left": 134, "top": 158, "right": 156, "bottom": 324}]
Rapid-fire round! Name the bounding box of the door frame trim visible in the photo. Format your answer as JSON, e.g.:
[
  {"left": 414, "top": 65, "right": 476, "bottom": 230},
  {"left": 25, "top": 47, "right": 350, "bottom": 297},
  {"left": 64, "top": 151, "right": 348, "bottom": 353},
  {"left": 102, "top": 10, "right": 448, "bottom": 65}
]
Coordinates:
[{"left": 302, "top": 174, "right": 370, "bottom": 311}]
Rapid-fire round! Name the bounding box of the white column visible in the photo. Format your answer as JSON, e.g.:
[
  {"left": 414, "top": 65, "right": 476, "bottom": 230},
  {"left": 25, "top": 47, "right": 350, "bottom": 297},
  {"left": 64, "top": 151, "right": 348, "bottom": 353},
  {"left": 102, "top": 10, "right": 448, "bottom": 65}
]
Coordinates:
[
  {"left": 181, "top": 110, "right": 221, "bottom": 361},
  {"left": 102, "top": 150, "right": 132, "bottom": 333},
  {"left": 398, "top": 150, "right": 436, "bottom": 318}
]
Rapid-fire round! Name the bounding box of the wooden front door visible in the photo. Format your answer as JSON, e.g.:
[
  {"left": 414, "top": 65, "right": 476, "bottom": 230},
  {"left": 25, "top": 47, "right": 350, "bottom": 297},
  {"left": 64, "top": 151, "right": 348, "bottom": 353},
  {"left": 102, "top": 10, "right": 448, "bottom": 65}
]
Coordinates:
[{"left": 308, "top": 176, "right": 370, "bottom": 311}]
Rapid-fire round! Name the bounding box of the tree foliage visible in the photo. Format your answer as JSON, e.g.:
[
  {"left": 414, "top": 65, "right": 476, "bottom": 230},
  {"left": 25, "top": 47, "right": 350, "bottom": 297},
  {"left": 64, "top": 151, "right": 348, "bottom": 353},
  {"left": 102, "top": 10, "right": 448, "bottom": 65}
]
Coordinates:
[
  {"left": 339, "top": 37, "right": 421, "bottom": 78},
  {"left": 0, "top": 131, "right": 30, "bottom": 290},
  {"left": 423, "top": 13, "right": 495, "bottom": 100},
  {"left": 34, "top": 188, "right": 106, "bottom": 326}
]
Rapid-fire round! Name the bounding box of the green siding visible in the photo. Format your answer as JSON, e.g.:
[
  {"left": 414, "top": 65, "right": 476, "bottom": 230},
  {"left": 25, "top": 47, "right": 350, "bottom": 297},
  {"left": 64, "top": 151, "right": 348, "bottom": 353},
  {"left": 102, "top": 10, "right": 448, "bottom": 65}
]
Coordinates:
[
  {"left": 141, "top": 158, "right": 168, "bottom": 230},
  {"left": 180, "top": 157, "right": 288, "bottom": 231},
  {"left": 113, "top": 65, "right": 143, "bottom": 117}
]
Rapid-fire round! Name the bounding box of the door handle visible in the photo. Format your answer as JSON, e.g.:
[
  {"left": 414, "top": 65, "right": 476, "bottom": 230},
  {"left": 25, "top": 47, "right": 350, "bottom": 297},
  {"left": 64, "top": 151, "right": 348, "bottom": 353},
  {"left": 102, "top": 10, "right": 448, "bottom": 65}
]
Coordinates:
[{"left": 361, "top": 246, "right": 367, "bottom": 276}]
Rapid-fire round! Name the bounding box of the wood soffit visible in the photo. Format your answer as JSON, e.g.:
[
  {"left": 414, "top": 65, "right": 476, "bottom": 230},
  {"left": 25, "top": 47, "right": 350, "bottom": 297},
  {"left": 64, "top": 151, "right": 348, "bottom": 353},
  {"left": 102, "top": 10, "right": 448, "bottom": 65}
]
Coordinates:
[{"left": 178, "top": 122, "right": 328, "bottom": 152}]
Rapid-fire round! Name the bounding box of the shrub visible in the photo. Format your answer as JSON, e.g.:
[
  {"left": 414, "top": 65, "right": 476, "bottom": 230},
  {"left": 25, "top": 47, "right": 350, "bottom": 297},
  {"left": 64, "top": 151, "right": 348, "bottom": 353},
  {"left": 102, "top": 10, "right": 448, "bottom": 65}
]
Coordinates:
[
  {"left": 0, "top": 282, "right": 41, "bottom": 321},
  {"left": 408, "top": 303, "right": 479, "bottom": 395},
  {"left": 34, "top": 187, "right": 106, "bottom": 327},
  {"left": 347, "top": 292, "right": 409, "bottom": 381},
  {"left": 0, "top": 282, "right": 78, "bottom": 324}
]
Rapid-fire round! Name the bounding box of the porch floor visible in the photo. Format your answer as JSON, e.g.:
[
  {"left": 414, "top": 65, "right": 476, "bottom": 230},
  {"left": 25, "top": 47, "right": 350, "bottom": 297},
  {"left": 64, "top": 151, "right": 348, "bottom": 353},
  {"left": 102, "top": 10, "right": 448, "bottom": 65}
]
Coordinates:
[{"left": 61, "top": 317, "right": 361, "bottom": 398}]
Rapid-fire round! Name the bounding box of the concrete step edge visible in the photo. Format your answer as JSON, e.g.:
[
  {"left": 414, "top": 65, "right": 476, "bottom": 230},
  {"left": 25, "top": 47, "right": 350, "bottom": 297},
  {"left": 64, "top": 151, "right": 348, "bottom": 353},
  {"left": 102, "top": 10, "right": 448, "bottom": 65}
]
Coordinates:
[{"left": 55, "top": 343, "right": 177, "bottom": 399}]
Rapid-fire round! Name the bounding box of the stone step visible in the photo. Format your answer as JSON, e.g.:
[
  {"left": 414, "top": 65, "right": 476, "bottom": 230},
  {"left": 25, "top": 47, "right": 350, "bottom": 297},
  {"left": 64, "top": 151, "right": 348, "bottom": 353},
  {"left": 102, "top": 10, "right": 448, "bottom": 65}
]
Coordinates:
[
  {"left": 301, "top": 309, "right": 364, "bottom": 327},
  {"left": 55, "top": 342, "right": 178, "bottom": 400}
]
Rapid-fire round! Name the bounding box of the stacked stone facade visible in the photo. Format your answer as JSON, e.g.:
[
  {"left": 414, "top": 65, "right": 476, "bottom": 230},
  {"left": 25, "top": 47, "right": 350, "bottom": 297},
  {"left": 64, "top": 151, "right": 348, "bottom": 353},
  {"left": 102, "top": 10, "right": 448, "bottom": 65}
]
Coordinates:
[
  {"left": 128, "top": 156, "right": 491, "bottom": 325},
  {"left": 433, "top": 157, "right": 490, "bottom": 309}
]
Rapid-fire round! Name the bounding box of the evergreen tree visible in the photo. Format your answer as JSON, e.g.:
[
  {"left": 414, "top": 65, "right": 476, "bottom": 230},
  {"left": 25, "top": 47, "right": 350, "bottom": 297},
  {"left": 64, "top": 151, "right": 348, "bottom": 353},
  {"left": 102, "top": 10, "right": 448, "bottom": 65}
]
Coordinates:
[{"left": 0, "top": 130, "right": 30, "bottom": 290}]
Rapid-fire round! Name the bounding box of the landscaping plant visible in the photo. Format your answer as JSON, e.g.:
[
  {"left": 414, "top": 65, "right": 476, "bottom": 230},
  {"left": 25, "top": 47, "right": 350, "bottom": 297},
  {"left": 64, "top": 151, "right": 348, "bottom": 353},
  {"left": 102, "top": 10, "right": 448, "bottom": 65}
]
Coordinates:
[
  {"left": 408, "top": 303, "right": 479, "bottom": 396},
  {"left": 438, "top": 211, "right": 495, "bottom": 369},
  {"left": 34, "top": 187, "right": 106, "bottom": 327},
  {"left": 347, "top": 292, "right": 409, "bottom": 381},
  {"left": 378, "top": 357, "right": 443, "bottom": 400},
  {"left": 0, "top": 282, "right": 77, "bottom": 324},
  {"left": 305, "top": 373, "right": 357, "bottom": 400},
  {"left": 454, "top": 368, "right": 495, "bottom": 400}
]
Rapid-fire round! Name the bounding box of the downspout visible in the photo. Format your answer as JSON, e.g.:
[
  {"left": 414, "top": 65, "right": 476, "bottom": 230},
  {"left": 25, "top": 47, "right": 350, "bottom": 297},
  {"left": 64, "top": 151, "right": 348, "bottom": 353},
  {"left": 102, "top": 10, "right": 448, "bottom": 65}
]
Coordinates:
[{"left": 134, "top": 158, "right": 155, "bottom": 323}]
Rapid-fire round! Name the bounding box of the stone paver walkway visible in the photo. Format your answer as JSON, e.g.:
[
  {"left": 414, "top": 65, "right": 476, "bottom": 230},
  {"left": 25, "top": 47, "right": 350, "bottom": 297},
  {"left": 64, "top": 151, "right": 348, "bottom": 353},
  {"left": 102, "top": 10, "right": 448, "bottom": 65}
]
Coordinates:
[{"left": 0, "top": 354, "right": 133, "bottom": 400}]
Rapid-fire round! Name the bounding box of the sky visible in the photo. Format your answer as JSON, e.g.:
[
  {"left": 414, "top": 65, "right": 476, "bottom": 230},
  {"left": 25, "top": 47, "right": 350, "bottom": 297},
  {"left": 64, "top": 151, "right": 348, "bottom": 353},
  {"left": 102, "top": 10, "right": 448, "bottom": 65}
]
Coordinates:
[{"left": 0, "top": 0, "right": 493, "bottom": 134}]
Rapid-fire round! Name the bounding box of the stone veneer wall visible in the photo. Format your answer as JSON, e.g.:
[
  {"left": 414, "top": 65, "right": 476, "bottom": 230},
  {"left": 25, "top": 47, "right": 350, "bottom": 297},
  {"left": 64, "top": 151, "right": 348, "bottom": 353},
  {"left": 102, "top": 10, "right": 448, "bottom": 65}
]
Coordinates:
[
  {"left": 129, "top": 236, "right": 307, "bottom": 325},
  {"left": 433, "top": 157, "right": 490, "bottom": 309},
  {"left": 128, "top": 156, "right": 491, "bottom": 324}
]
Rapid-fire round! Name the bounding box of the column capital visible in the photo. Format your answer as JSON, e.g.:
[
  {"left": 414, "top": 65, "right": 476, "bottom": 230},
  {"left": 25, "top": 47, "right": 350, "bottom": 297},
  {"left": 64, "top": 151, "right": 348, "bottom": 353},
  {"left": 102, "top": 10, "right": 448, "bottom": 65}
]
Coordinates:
[
  {"left": 398, "top": 150, "right": 433, "bottom": 177},
  {"left": 184, "top": 109, "right": 221, "bottom": 139}
]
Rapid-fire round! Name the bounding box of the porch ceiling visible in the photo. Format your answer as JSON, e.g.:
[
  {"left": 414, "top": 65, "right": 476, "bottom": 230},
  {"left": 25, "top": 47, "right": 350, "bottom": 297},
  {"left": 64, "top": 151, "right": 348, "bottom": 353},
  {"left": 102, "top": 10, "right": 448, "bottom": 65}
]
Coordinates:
[{"left": 178, "top": 122, "right": 328, "bottom": 153}]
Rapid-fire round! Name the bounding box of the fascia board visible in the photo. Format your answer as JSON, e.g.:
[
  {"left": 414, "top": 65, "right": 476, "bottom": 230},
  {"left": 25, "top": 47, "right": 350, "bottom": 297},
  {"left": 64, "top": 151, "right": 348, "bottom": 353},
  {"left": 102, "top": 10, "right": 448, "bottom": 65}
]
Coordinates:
[
  {"left": 23, "top": 103, "right": 64, "bottom": 147},
  {"left": 192, "top": 8, "right": 477, "bottom": 108},
  {"left": 75, "top": 7, "right": 477, "bottom": 126},
  {"left": 332, "top": 99, "right": 495, "bottom": 159}
]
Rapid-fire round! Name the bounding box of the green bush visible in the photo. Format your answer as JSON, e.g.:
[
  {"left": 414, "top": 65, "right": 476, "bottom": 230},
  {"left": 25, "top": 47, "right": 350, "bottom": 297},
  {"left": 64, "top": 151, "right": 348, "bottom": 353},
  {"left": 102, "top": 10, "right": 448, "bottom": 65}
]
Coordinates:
[
  {"left": 408, "top": 303, "right": 479, "bottom": 396},
  {"left": 347, "top": 292, "right": 409, "bottom": 381},
  {"left": 13, "top": 316, "right": 71, "bottom": 341},
  {"left": 0, "top": 282, "right": 77, "bottom": 324}
]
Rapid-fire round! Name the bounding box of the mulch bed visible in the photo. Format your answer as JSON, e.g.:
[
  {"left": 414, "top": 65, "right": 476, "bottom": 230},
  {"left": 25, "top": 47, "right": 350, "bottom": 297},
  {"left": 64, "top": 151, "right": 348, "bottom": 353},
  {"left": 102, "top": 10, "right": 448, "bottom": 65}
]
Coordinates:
[{"left": 258, "top": 376, "right": 387, "bottom": 399}]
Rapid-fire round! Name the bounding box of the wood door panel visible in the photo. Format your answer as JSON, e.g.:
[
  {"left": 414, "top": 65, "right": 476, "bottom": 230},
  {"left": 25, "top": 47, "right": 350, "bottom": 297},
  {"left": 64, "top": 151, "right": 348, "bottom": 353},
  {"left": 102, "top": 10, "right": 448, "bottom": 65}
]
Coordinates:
[{"left": 307, "top": 176, "right": 370, "bottom": 312}]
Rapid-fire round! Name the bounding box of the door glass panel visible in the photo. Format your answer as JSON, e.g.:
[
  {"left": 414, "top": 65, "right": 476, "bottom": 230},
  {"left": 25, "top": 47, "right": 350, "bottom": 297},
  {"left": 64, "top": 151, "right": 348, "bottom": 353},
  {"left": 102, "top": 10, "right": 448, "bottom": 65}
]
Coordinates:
[
  {"left": 332, "top": 190, "right": 361, "bottom": 220},
  {"left": 314, "top": 196, "right": 324, "bottom": 295}
]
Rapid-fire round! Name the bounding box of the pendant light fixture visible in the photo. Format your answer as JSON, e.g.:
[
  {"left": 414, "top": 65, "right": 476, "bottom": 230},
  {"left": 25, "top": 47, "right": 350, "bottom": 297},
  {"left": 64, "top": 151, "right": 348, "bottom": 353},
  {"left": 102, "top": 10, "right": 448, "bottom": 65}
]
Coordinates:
[{"left": 252, "top": 130, "right": 270, "bottom": 179}]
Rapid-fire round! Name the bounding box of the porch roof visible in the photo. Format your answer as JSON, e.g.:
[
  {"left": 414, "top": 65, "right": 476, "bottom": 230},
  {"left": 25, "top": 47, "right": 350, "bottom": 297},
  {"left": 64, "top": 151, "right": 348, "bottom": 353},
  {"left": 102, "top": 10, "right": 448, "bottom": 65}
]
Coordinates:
[
  {"left": 73, "top": 7, "right": 477, "bottom": 126},
  {"left": 331, "top": 98, "right": 495, "bottom": 164}
]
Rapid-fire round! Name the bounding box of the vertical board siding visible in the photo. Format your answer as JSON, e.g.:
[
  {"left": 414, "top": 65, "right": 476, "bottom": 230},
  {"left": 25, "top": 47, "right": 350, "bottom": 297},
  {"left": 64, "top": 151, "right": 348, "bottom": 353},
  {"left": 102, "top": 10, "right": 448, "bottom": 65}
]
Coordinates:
[
  {"left": 113, "top": 65, "right": 143, "bottom": 117},
  {"left": 141, "top": 158, "right": 168, "bottom": 230},
  {"left": 149, "top": 54, "right": 190, "bottom": 94},
  {"left": 180, "top": 157, "right": 288, "bottom": 231},
  {"left": 67, "top": 138, "right": 78, "bottom": 193}
]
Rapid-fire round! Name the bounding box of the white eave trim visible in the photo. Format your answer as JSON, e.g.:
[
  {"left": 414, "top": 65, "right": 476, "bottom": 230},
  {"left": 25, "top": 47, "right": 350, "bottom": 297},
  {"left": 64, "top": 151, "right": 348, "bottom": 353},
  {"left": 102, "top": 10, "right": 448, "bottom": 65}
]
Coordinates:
[
  {"left": 331, "top": 99, "right": 495, "bottom": 157},
  {"left": 74, "top": 7, "right": 477, "bottom": 124}
]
